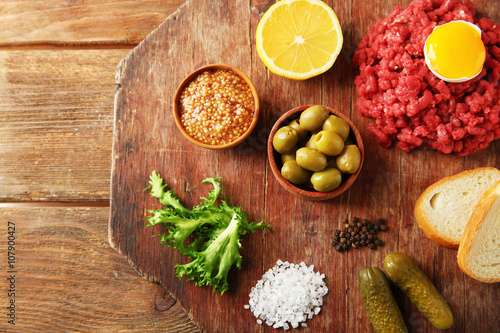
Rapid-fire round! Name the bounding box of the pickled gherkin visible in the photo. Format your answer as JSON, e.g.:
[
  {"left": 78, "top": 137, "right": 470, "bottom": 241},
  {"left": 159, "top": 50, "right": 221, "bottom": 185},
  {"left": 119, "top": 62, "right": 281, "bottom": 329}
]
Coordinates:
[
  {"left": 384, "top": 252, "right": 453, "bottom": 331},
  {"left": 359, "top": 267, "right": 408, "bottom": 333}
]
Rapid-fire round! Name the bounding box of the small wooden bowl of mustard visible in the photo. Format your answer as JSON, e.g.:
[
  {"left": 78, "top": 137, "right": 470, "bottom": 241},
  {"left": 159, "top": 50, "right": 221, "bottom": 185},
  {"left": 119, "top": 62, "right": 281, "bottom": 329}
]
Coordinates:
[{"left": 173, "top": 64, "right": 259, "bottom": 149}]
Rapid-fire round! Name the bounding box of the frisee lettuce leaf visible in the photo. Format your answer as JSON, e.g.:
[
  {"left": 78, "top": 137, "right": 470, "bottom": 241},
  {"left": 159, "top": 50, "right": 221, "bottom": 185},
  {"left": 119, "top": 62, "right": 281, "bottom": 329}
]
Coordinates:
[{"left": 145, "top": 171, "right": 268, "bottom": 294}]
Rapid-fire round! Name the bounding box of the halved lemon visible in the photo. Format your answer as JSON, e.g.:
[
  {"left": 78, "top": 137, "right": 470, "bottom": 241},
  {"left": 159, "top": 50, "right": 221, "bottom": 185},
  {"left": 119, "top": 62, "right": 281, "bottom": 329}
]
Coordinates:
[{"left": 256, "top": 0, "right": 343, "bottom": 80}]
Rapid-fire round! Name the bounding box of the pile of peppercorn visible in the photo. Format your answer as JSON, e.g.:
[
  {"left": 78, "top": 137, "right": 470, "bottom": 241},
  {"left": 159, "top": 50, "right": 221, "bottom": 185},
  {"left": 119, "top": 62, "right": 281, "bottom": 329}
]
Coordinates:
[{"left": 332, "top": 217, "right": 388, "bottom": 252}]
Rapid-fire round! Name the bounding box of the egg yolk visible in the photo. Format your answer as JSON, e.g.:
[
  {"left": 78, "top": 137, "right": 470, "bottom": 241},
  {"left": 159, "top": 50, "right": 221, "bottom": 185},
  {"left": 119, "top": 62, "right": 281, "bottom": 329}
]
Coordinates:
[{"left": 425, "top": 21, "right": 486, "bottom": 80}]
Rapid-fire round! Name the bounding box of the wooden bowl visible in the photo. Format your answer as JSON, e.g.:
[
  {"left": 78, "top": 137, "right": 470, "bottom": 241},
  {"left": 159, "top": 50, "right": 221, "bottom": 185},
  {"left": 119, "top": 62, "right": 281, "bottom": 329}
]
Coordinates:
[
  {"left": 267, "top": 105, "right": 364, "bottom": 201},
  {"left": 173, "top": 64, "right": 259, "bottom": 149}
]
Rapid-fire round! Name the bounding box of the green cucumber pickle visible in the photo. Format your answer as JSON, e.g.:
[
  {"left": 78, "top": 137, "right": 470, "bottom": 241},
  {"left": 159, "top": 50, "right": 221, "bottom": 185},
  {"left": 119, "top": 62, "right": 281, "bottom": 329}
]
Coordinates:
[
  {"left": 359, "top": 267, "right": 408, "bottom": 333},
  {"left": 384, "top": 252, "right": 453, "bottom": 331}
]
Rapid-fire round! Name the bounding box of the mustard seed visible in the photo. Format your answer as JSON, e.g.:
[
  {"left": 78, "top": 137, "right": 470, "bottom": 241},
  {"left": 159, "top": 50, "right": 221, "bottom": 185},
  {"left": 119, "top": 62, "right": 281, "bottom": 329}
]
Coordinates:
[{"left": 178, "top": 69, "right": 255, "bottom": 146}]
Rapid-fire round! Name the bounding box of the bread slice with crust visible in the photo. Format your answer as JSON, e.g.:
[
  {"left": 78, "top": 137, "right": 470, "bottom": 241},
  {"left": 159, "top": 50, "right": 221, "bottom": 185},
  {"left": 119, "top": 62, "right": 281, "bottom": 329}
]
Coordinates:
[
  {"left": 457, "top": 181, "right": 500, "bottom": 283},
  {"left": 414, "top": 167, "right": 500, "bottom": 248}
]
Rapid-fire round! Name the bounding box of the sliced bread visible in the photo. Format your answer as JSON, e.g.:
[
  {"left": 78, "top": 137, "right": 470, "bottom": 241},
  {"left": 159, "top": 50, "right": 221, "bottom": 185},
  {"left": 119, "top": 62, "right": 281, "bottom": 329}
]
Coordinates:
[
  {"left": 457, "top": 181, "right": 500, "bottom": 283},
  {"left": 414, "top": 167, "right": 500, "bottom": 248}
]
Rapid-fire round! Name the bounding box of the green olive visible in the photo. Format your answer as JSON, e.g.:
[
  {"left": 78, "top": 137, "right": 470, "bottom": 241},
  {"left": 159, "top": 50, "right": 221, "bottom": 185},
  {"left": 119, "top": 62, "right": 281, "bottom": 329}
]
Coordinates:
[
  {"left": 336, "top": 145, "right": 361, "bottom": 174},
  {"left": 304, "top": 134, "right": 317, "bottom": 149},
  {"left": 299, "top": 105, "right": 329, "bottom": 131},
  {"left": 310, "top": 167, "right": 342, "bottom": 192},
  {"left": 322, "top": 115, "right": 350, "bottom": 141},
  {"left": 273, "top": 126, "right": 298, "bottom": 154},
  {"left": 280, "top": 147, "right": 297, "bottom": 164},
  {"left": 281, "top": 160, "right": 309, "bottom": 185},
  {"left": 314, "top": 131, "right": 344, "bottom": 156},
  {"left": 288, "top": 119, "right": 308, "bottom": 141},
  {"left": 296, "top": 147, "right": 327, "bottom": 172}
]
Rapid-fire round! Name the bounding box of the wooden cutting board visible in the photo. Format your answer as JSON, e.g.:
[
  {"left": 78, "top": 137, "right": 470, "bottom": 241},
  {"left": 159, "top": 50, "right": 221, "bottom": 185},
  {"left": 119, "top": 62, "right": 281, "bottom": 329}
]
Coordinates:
[{"left": 110, "top": 0, "right": 500, "bottom": 332}]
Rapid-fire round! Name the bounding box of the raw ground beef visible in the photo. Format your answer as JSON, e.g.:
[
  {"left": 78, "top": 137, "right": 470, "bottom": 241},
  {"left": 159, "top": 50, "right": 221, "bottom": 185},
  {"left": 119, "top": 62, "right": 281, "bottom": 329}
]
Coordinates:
[{"left": 353, "top": 0, "right": 500, "bottom": 156}]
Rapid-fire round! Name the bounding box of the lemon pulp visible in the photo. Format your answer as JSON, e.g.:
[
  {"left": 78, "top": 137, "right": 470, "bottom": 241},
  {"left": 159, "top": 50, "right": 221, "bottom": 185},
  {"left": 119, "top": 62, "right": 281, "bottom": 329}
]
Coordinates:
[{"left": 256, "top": 0, "right": 343, "bottom": 80}]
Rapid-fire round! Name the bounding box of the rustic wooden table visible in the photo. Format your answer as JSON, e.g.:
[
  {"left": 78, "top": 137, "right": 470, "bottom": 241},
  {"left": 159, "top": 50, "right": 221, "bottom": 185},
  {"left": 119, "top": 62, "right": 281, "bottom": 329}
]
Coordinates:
[
  {"left": 1, "top": 0, "right": 499, "bottom": 332},
  {"left": 0, "top": 1, "right": 198, "bottom": 331}
]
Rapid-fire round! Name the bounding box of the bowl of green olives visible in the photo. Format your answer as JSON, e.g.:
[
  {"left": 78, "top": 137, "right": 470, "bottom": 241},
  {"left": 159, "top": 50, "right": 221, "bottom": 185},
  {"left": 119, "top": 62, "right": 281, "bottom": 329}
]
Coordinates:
[{"left": 268, "top": 105, "right": 364, "bottom": 201}]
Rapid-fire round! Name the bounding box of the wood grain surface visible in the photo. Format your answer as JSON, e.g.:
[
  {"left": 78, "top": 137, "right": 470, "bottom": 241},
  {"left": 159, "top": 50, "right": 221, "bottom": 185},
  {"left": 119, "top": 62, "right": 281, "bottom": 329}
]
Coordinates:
[
  {"left": 0, "top": 0, "right": 180, "bottom": 47},
  {"left": 110, "top": 0, "right": 500, "bottom": 332},
  {"left": 0, "top": 0, "right": 191, "bottom": 332},
  {"left": 0, "top": 50, "right": 127, "bottom": 202},
  {"left": 0, "top": 208, "right": 199, "bottom": 332}
]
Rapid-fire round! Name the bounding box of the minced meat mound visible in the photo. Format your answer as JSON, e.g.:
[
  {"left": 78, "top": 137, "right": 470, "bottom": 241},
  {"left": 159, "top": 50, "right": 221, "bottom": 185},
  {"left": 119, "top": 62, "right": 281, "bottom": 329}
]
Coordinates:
[{"left": 353, "top": 0, "right": 500, "bottom": 156}]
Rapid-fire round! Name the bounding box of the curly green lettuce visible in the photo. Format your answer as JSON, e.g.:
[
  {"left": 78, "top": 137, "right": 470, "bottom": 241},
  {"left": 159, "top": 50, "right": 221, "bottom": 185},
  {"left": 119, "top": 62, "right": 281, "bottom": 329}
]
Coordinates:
[{"left": 145, "top": 171, "right": 268, "bottom": 294}]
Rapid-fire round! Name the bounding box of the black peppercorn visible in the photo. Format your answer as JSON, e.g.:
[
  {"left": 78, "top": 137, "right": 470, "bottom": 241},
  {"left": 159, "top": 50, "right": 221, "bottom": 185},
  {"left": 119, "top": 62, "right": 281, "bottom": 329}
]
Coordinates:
[{"left": 333, "top": 216, "right": 389, "bottom": 253}]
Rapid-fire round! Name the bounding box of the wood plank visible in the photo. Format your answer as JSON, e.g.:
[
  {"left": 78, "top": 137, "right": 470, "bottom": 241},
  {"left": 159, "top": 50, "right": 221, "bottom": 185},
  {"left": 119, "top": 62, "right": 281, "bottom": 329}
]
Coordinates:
[
  {"left": 0, "top": 0, "right": 184, "bottom": 47},
  {"left": 110, "top": 0, "right": 500, "bottom": 332},
  {"left": 111, "top": 2, "right": 268, "bottom": 332},
  {"left": 0, "top": 49, "right": 128, "bottom": 202},
  {"left": 0, "top": 207, "right": 199, "bottom": 332}
]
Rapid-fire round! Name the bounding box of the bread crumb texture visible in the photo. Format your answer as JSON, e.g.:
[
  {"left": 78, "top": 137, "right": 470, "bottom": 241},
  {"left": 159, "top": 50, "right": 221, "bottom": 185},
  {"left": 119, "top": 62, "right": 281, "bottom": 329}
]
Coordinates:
[
  {"left": 458, "top": 181, "right": 500, "bottom": 283},
  {"left": 415, "top": 168, "right": 500, "bottom": 248}
]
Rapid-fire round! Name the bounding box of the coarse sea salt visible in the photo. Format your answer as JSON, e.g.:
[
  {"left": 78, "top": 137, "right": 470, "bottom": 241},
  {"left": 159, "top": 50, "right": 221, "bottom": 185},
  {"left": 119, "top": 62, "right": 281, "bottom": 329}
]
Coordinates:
[{"left": 245, "top": 260, "right": 328, "bottom": 330}]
